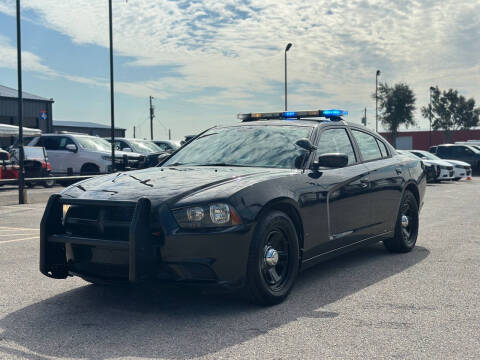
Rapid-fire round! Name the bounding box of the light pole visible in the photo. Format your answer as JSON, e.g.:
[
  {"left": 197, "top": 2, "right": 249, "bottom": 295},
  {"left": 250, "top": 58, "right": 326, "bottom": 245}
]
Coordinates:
[
  {"left": 429, "top": 86, "right": 435, "bottom": 147},
  {"left": 375, "top": 69, "right": 381, "bottom": 132},
  {"left": 108, "top": 0, "right": 116, "bottom": 173},
  {"left": 16, "top": 0, "right": 25, "bottom": 204},
  {"left": 284, "top": 43, "right": 292, "bottom": 111}
]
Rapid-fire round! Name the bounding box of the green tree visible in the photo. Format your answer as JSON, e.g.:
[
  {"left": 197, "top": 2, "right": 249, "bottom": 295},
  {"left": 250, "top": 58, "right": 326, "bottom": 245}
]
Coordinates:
[
  {"left": 373, "top": 82, "right": 416, "bottom": 145},
  {"left": 421, "top": 87, "right": 480, "bottom": 142}
]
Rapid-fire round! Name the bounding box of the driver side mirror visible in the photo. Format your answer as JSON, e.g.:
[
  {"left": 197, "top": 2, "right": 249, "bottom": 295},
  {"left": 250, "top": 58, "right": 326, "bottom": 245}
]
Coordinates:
[
  {"left": 313, "top": 153, "right": 348, "bottom": 170},
  {"left": 65, "top": 144, "right": 78, "bottom": 153},
  {"left": 157, "top": 152, "right": 170, "bottom": 164}
]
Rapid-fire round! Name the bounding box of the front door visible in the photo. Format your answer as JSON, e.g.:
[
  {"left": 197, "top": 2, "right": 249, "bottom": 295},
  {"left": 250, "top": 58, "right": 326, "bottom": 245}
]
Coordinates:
[{"left": 312, "top": 127, "right": 372, "bottom": 253}]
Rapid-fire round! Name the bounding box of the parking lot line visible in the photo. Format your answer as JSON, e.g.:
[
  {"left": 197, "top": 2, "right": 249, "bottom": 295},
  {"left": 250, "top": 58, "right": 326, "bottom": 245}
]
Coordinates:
[
  {"left": 0, "top": 236, "right": 39, "bottom": 244},
  {"left": 0, "top": 226, "right": 38, "bottom": 231}
]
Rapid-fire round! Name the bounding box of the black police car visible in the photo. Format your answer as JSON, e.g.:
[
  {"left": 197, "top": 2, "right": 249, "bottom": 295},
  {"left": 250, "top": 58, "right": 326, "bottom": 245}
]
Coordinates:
[{"left": 40, "top": 109, "right": 426, "bottom": 305}]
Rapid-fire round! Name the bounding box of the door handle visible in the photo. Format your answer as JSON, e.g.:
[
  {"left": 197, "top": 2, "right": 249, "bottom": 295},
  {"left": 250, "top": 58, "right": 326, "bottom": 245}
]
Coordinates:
[
  {"left": 395, "top": 168, "right": 403, "bottom": 175},
  {"left": 360, "top": 179, "right": 369, "bottom": 188}
]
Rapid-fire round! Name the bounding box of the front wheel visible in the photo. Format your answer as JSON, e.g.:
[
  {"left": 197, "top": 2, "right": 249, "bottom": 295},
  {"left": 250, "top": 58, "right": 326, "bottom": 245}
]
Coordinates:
[
  {"left": 383, "top": 190, "right": 419, "bottom": 253},
  {"left": 243, "top": 210, "right": 300, "bottom": 306}
]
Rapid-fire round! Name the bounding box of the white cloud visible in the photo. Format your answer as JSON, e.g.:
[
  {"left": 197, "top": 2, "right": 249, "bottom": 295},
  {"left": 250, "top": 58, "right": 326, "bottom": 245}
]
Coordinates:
[{"left": 0, "top": 0, "right": 479, "bottom": 132}]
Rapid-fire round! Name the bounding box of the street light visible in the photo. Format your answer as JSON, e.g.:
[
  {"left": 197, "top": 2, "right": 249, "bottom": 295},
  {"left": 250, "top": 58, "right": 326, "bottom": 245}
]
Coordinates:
[
  {"left": 108, "top": 0, "right": 116, "bottom": 173},
  {"left": 16, "top": 0, "right": 25, "bottom": 204},
  {"left": 429, "top": 86, "right": 435, "bottom": 147},
  {"left": 284, "top": 43, "right": 292, "bottom": 111},
  {"left": 375, "top": 70, "right": 381, "bottom": 132}
]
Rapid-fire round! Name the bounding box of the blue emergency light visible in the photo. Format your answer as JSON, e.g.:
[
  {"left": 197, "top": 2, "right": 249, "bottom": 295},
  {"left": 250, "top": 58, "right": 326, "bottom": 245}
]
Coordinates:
[{"left": 237, "top": 109, "right": 348, "bottom": 122}]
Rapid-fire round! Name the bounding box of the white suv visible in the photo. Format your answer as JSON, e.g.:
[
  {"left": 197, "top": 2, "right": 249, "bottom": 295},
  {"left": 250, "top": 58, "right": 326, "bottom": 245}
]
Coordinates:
[{"left": 28, "top": 134, "right": 143, "bottom": 175}]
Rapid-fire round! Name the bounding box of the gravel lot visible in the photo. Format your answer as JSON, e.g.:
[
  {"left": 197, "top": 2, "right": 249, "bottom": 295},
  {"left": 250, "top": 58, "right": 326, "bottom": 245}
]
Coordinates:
[{"left": 0, "top": 179, "right": 479, "bottom": 359}]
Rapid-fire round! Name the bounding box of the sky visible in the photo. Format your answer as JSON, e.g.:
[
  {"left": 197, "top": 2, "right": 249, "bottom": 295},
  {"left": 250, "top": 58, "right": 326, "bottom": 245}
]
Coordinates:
[{"left": 0, "top": 0, "right": 479, "bottom": 140}]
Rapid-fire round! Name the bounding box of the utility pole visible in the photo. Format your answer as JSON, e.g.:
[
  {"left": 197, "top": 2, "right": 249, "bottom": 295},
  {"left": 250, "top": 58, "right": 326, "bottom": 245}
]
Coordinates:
[
  {"left": 149, "top": 96, "right": 154, "bottom": 140},
  {"left": 108, "top": 0, "right": 115, "bottom": 173},
  {"left": 361, "top": 107, "right": 367, "bottom": 126},
  {"left": 375, "top": 70, "right": 381, "bottom": 132},
  {"left": 16, "top": 0, "right": 25, "bottom": 204},
  {"left": 168, "top": 129, "right": 171, "bottom": 140},
  {"left": 133, "top": 126, "right": 136, "bottom": 138},
  {"left": 284, "top": 43, "right": 292, "bottom": 111}
]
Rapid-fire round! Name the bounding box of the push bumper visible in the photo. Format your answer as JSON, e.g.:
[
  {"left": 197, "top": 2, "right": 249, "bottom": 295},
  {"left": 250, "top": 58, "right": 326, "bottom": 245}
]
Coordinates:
[{"left": 40, "top": 195, "right": 252, "bottom": 287}]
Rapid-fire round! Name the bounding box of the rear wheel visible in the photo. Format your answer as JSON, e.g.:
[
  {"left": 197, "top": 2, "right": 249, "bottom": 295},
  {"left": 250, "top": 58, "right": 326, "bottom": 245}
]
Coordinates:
[
  {"left": 80, "top": 164, "right": 100, "bottom": 176},
  {"left": 383, "top": 190, "right": 419, "bottom": 253},
  {"left": 243, "top": 211, "right": 299, "bottom": 305}
]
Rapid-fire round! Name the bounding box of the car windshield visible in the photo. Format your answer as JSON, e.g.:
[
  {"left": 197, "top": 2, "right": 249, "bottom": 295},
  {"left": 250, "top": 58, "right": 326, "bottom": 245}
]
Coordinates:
[
  {"left": 163, "top": 125, "right": 313, "bottom": 168},
  {"left": 76, "top": 136, "right": 111, "bottom": 152},
  {"left": 398, "top": 150, "right": 421, "bottom": 160},
  {"left": 129, "top": 140, "right": 162, "bottom": 154},
  {"left": 412, "top": 151, "right": 440, "bottom": 160}
]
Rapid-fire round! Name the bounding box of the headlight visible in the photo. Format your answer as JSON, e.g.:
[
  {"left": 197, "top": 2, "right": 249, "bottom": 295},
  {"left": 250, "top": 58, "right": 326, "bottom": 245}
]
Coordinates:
[{"left": 173, "top": 203, "right": 242, "bottom": 228}]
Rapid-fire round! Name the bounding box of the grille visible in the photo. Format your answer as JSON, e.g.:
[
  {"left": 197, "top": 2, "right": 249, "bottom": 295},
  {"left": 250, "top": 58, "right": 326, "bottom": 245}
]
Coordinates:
[{"left": 64, "top": 204, "right": 135, "bottom": 241}]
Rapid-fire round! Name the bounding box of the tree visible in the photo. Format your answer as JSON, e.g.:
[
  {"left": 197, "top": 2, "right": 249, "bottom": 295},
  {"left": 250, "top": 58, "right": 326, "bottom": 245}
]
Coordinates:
[
  {"left": 373, "top": 82, "right": 416, "bottom": 145},
  {"left": 421, "top": 87, "right": 480, "bottom": 142}
]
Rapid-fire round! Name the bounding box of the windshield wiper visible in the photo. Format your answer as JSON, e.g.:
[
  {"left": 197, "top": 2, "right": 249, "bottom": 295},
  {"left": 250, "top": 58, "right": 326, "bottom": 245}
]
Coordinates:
[
  {"left": 195, "top": 163, "right": 248, "bottom": 167},
  {"left": 165, "top": 162, "right": 184, "bottom": 167}
]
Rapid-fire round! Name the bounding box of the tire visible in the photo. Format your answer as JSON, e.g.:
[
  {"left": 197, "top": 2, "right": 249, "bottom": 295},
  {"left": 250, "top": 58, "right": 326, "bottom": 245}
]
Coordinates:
[
  {"left": 80, "top": 164, "right": 100, "bottom": 176},
  {"left": 383, "top": 190, "right": 419, "bottom": 253},
  {"left": 243, "top": 210, "right": 300, "bottom": 306},
  {"left": 43, "top": 178, "right": 55, "bottom": 188}
]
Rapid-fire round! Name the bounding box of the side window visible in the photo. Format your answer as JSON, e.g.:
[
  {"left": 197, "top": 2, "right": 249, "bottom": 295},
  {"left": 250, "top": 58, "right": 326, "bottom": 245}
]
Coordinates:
[
  {"left": 376, "top": 139, "right": 389, "bottom": 158},
  {"left": 352, "top": 130, "right": 382, "bottom": 161},
  {"left": 157, "top": 143, "right": 168, "bottom": 151},
  {"left": 316, "top": 128, "right": 356, "bottom": 165},
  {"left": 42, "top": 137, "right": 60, "bottom": 150},
  {"left": 57, "top": 137, "right": 75, "bottom": 150}
]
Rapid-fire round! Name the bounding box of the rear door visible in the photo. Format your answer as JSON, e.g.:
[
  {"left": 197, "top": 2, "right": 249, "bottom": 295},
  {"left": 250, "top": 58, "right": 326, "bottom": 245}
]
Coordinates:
[
  {"left": 36, "top": 136, "right": 63, "bottom": 174},
  {"left": 350, "top": 129, "right": 403, "bottom": 235},
  {"left": 312, "top": 126, "right": 372, "bottom": 252}
]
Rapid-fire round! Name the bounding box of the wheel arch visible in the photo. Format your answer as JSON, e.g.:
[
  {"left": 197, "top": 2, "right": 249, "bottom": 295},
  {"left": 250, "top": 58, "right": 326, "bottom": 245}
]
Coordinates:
[
  {"left": 80, "top": 162, "right": 100, "bottom": 173},
  {"left": 255, "top": 198, "right": 305, "bottom": 260},
  {"left": 403, "top": 181, "right": 420, "bottom": 206}
]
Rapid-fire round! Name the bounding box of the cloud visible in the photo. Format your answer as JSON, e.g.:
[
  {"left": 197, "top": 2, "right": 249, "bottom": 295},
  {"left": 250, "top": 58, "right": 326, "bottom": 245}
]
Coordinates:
[{"left": 0, "top": 0, "right": 479, "bottom": 128}]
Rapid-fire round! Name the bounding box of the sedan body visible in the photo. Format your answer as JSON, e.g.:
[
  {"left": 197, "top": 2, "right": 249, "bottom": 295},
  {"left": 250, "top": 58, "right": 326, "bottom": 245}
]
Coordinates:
[
  {"left": 40, "top": 115, "right": 425, "bottom": 304},
  {"left": 409, "top": 150, "right": 471, "bottom": 180}
]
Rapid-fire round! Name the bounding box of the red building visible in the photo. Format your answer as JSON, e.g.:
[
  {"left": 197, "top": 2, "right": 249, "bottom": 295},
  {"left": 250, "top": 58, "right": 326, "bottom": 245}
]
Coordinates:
[{"left": 379, "top": 129, "right": 480, "bottom": 150}]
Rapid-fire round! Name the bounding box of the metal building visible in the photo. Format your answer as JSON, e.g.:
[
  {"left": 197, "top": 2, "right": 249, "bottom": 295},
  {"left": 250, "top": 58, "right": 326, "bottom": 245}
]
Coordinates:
[
  {"left": 52, "top": 120, "right": 125, "bottom": 138},
  {"left": 0, "top": 84, "right": 53, "bottom": 148}
]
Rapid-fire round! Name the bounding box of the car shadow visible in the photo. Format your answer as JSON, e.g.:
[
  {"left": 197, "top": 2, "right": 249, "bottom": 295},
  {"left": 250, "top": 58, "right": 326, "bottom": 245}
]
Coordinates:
[{"left": 0, "top": 244, "right": 429, "bottom": 360}]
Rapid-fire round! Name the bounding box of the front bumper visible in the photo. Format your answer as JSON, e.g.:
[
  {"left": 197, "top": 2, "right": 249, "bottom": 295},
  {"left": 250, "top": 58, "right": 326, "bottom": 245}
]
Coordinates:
[
  {"left": 453, "top": 166, "right": 471, "bottom": 179},
  {"left": 437, "top": 168, "right": 454, "bottom": 180},
  {"left": 40, "top": 195, "right": 252, "bottom": 288}
]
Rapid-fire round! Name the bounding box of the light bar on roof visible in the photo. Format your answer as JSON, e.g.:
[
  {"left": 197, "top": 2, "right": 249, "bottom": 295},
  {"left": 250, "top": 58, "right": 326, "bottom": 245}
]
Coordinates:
[{"left": 237, "top": 109, "right": 348, "bottom": 121}]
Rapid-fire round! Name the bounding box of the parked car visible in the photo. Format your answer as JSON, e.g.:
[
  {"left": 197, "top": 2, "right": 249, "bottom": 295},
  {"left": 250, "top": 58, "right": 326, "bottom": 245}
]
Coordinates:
[
  {"left": 10, "top": 146, "right": 55, "bottom": 187},
  {"left": 28, "top": 134, "right": 143, "bottom": 175},
  {"left": 397, "top": 150, "right": 454, "bottom": 182},
  {"left": 153, "top": 140, "right": 181, "bottom": 153},
  {"left": 0, "top": 149, "right": 18, "bottom": 185},
  {"left": 433, "top": 144, "right": 480, "bottom": 172},
  {"left": 455, "top": 141, "right": 480, "bottom": 151},
  {"left": 409, "top": 150, "right": 472, "bottom": 181},
  {"left": 40, "top": 109, "right": 425, "bottom": 305},
  {"left": 180, "top": 135, "right": 197, "bottom": 146},
  {"left": 396, "top": 150, "right": 438, "bottom": 183},
  {"left": 110, "top": 138, "right": 166, "bottom": 167}
]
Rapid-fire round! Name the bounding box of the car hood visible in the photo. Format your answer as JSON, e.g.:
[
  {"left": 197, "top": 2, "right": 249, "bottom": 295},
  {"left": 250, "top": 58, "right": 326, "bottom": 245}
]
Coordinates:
[
  {"left": 61, "top": 166, "right": 293, "bottom": 204},
  {"left": 443, "top": 159, "right": 470, "bottom": 167},
  {"left": 422, "top": 159, "right": 453, "bottom": 167}
]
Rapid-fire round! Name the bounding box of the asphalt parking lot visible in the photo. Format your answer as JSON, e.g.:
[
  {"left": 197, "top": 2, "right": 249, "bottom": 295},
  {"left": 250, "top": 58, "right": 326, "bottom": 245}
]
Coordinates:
[{"left": 0, "top": 179, "right": 479, "bottom": 359}]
